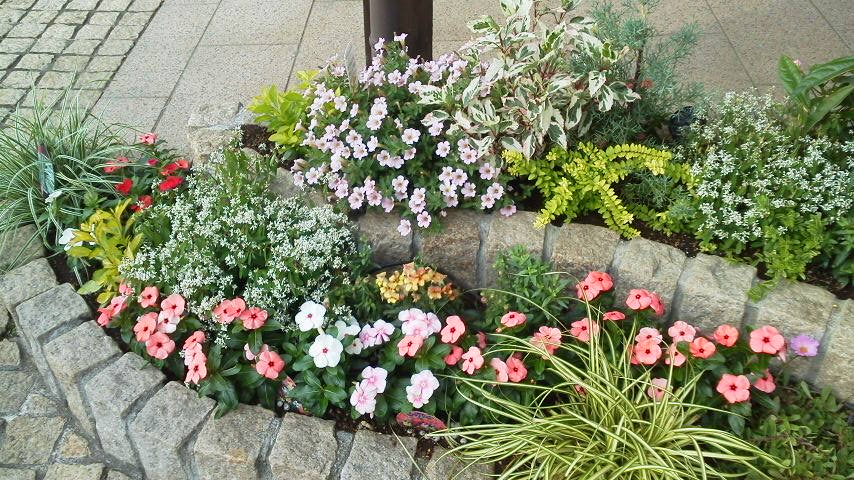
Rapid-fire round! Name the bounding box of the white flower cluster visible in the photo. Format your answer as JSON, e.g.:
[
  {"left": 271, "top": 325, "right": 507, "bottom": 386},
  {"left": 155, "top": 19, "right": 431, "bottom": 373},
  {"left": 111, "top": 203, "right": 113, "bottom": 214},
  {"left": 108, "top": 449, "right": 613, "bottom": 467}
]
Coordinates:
[
  {"left": 685, "top": 92, "right": 853, "bottom": 245},
  {"left": 120, "top": 157, "right": 361, "bottom": 327}
]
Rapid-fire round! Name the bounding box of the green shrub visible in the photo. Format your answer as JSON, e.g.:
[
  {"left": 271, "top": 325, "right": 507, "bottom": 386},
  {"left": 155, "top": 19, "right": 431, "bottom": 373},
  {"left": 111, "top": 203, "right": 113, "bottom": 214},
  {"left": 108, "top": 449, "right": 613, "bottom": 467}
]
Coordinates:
[
  {"left": 248, "top": 71, "right": 316, "bottom": 152},
  {"left": 576, "top": 0, "right": 702, "bottom": 145},
  {"left": 504, "top": 143, "right": 691, "bottom": 236},
  {"left": 0, "top": 88, "right": 133, "bottom": 267},
  {"left": 742, "top": 379, "right": 854, "bottom": 480},
  {"left": 778, "top": 55, "right": 854, "bottom": 139}
]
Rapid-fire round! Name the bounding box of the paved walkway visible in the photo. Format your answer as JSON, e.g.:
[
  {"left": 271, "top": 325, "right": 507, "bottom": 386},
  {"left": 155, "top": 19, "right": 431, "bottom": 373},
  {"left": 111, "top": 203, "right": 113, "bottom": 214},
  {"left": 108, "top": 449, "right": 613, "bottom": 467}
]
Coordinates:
[{"left": 1, "top": 0, "right": 853, "bottom": 150}]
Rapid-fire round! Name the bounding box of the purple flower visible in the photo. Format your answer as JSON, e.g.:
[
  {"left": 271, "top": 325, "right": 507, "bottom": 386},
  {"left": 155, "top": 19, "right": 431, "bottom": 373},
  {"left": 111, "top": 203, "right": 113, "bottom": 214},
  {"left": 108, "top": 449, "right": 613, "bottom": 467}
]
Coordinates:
[{"left": 789, "top": 335, "right": 819, "bottom": 357}]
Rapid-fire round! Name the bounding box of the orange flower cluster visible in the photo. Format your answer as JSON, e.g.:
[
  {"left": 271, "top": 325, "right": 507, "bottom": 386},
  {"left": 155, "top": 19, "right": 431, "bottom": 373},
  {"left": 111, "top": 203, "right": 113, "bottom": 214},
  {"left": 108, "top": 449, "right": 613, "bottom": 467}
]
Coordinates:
[{"left": 375, "top": 263, "right": 458, "bottom": 304}]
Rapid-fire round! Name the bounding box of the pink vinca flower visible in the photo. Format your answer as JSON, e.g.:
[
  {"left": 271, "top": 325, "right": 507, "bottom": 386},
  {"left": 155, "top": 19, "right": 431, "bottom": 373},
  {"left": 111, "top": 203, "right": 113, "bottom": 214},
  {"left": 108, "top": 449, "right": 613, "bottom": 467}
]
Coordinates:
[
  {"left": 461, "top": 347, "right": 484, "bottom": 374},
  {"left": 749, "top": 326, "right": 786, "bottom": 355},
  {"left": 255, "top": 350, "right": 285, "bottom": 379},
  {"left": 716, "top": 374, "right": 750, "bottom": 404},
  {"left": 689, "top": 337, "right": 716, "bottom": 359},
  {"left": 603, "top": 311, "right": 626, "bottom": 321},
  {"left": 583, "top": 271, "right": 613, "bottom": 292},
  {"left": 648, "top": 292, "right": 665, "bottom": 316},
  {"left": 753, "top": 369, "right": 776, "bottom": 393},
  {"left": 490, "top": 357, "right": 509, "bottom": 382},
  {"left": 444, "top": 345, "right": 463, "bottom": 366},
  {"left": 635, "top": 327, "right": 662, "bottom": 344},
  {"left": 647, "top": 378, "right": 668, "bottom": 402},
  {"left": 500, "top": 311, "right": 526, "bottom": 328},
  {"left": 350, "top": 382, "right": 377, "bottom": 417},
  {"left": 506, "top": 355, "right": 527, "bottom": 382},
  {"left": 668, "top": 321, "right": 696, "bottom": 343},
  {"left": 240, "top": 307, "right": 268, "bottom": 330},
  {"left": 360, "top": 366, "right": 388, "bottom": 393},
  {"left": 213, "top": 298, "right": 246, "bottom": 325},
  {"left": 183, "top": 330, "right": 205, "bottom": 350},
  {"left": 531, "top": 326, "right": 561, "bottom": 355},
  {"left": 145, "top": 332, "right": 175, "bottom": 360},
  {"left": 160, "top": 293, "right": 186, "bottom": 321},
  {"left": 138, "top": 286, "right": 159, "bottom": 308},
  {"left": 714, "top": 324, "right": 739, "bottom": 347},
  {"left": 665, "top": 344, "right": 686, "bottom": 367},
  {"left": 440, "top": 315, "right": 465, "bottom": 344},
  {"left": 633, "top": 339, "right": 662, "bottom": 365},
  {"left": 626, "top": 289, "right": 653, "bottom": 311},
  {"left": 133, "top": 312, "right": 158, "bottom": 342},
  {"left": 244, "top": 343, "right": 269, "bottom": 361},
  {"left": 185, "top": 353, "right": 207, "bottom": 385},
  {"left": 570, "top": 318, "right": 599, "bottom": 342},
  {"left": 397, "top": 335, "right": 423, "bottom": 357}
]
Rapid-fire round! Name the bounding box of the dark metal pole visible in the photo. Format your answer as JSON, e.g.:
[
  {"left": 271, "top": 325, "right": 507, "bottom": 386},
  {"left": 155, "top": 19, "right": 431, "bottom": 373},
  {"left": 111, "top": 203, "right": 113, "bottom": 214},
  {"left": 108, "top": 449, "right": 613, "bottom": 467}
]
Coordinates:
[{"left": 363, "top": 0, "right": 433, "bottom": 61}]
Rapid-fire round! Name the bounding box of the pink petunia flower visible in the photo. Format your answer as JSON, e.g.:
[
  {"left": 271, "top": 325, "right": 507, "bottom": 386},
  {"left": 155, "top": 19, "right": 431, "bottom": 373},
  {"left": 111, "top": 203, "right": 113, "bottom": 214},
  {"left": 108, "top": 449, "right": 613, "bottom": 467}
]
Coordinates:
[
  {"left": 749, "top": 326, "right": 786, "bottom": 355},
  {"left": 440, "top": 315, "right": 465, "bottom": 344},
  {"left": 461, "top": 347, "right": 484, "bottom": 374},
  {"left": 714, "top": 324, "right": 739, "bottom": 347},
  {"left": 716, "top": 374, "right": 751, "bottom": 403}
]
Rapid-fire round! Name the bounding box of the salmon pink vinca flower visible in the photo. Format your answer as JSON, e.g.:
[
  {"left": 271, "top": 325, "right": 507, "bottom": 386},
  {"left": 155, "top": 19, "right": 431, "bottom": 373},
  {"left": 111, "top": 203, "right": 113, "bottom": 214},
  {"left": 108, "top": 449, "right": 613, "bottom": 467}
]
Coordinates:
[
  {"left": 239, "top": 307, "right": 267, "bottom": 330},
  {"left": 213, "top": 298, "right": 246, "bottom": 324},
  {"left": 133, "top": 312, "right": 158, "bottom": 342},
  {"left": 500, "top": 311, "right": 526, "bottom": 328},
  {"left": 665, "top": 344, "right": 686, "bottom": 367},
  {"left": 397, "top": 335, "right": 423, "bottom": 357},
  {"left": 753, "top": 369, "right": 776, "bottom": 393},
  {"left": 668, "top": 321, "right": 696, "bottom": 343},
  {"left": 626, "top": 289, "right": 652, "bottom": 310},
  {"left": 145, "top": 332, "right": 175, "bottom": 360},
  {"left": 531, "top": 326, "right": 561, "bottom": 355},
  {"left": 490, "top": 357, "right": 509, "bottom": 382},
  {"left": 138, "top": 286, "right": 159, "bottom": 308},
  {"left": 583, "top": 271, "right": 613, "bottom": 292},
  {"left": 255, "top": 350, "right": 285, "bottom": 379},
  {"left": 444, "top": 345, "right": 463, "bottom": 365},
  {"left": 689, "top": 337, "right": 716, "bottom": 359},
  {"left": 183, "top": 330, "right": 205, "bottom": 350},
  {"left": 160, "top": 293, "right": 185, "bottom": 321},
  {"left": 139, "top": 132, "right": 157, "bottom": 144},
  {"left": 749, "top": 325, "right": 785, "bottom": 355},
  {"left": 716, "top": 374, "right": 750, "bottom": 403},
  {"left": 440, "top": 315, "right": 465, "bottom": 343},
  {"left": 570, "top": 318, "right": 599, "bottom": 342},
  {"left": 603, "top": 311, "right": 626, "bottom": 321},
  {"left": 575, "top": 280, "right": 601, "bottom": 301},
  {"left": 714, "top": 324, "right": 739, "bottom": 347},
  {"left": 185, "top": 353, "right": 207, "bottom": 384},
  {"left": 633, "top": 339, "right": 662, "bottom": 365},
  {"left": 635, "top": 327, "right": 662, "bottom": 344},
  {"left": 244, "top": 343, "right": 269, "bottom": 361},
  {"left": 648, "top": 292, "right": 665, "bottom": 316},
  {"left": 647, "top": 378, "right": 668, "bottom": 401},
  {"left": 476, "top": 331, "right": 487, "bottom": 349},
  {"left": 461, "top": 346, "right": 484, "bottom": 374},
  {"left": 506, "top": 355, "right": 527, "bottom": 382}
]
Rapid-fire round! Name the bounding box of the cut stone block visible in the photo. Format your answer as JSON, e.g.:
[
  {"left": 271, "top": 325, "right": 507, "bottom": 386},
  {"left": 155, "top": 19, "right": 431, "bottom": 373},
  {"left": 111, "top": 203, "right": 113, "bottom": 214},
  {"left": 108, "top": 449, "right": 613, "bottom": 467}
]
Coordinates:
[
  {"left": 0, "top": 338, "right": 20, "bottom": 368},
  {"left": 14, "top": 283, "right": 88, "bottom": 395},
  {"left": 1, "top": 257, "right": 57, "bottom": 314},
  {"left": 0, "top": 370, "right": 35, "bottom": 413},
  {"left": 748, "top": 280, "right": 835, "bottom": 340},
  {"left": 0, "top": 415, "right": 65, "bottom": 464},
  {"left": 814, "top": 300, "right": 854, "bottom": 399},
  {"left": 418, "top": 209, "right": 485, "bottom": 289},
  {"left": 84, "top": 352, "right": 165, "bottom": 465},
  {"left": 187, "top": 128, "right": 240, "bottom": 165},
  {"left": 482, "top": 211, "right": 545, "bottom": 286},
  {"left": 128, "top": 382, "right": 215, "bottom": 480},
  {"left": 44, "top": 321, "right": 121, "bottom": 435},
  {"left": 671, "top": 254, "right": 755, "bottom": 334},
  {"left": 340, "top": 429, "right": 417, "bottom": 480},
  {"left": 0, "top": 307, "right": 7, "bottom": 334},
  {"left": 269, "top": 414, "right": 337, "bottom": 480},
  {"left": 58, "top": 430, "right": 91, "bottom": 459},
  {"left": 358, "top": 211, "right": 413, "bottom": 268},
  {"left": 0, "top": 224, "right": 45, "bottom": 270},
  {"left": 609, "top": 238, "right": 686, "bottom": 320},
  {"left": 0, "top": 468, "right": 37, "bottom": 480},
  {"left": 194, "top": 404, "right": 275, "bottom": 480},
  {"left": 424, "top": 447, "right": 493, "bottom": 480},
  {"left": 43, "top": 463, "right": 104, "bottom": 480},
  {"left": 548, "top": 223, "right": 620, "bottom": 282}
]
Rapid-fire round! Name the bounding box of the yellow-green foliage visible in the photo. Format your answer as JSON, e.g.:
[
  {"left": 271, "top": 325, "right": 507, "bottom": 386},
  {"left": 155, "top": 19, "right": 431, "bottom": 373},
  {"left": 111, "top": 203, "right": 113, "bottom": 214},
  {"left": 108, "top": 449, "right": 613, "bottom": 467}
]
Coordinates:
[
  {"left": 504, "top": 143, "right": 691, "bottom": 237},
  {"left": 66, "top": 199, "right": 142, "bottom": 304},
  {"left": 249, "top": 71, "right": 317, "bottom": 149}
]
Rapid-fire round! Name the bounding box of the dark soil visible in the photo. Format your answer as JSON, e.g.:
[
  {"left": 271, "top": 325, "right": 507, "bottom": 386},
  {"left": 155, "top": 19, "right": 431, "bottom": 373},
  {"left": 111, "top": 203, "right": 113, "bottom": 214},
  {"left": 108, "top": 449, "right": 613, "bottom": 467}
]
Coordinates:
[{"left": 241, "top": 124, "right": 277, "bottom": 156}]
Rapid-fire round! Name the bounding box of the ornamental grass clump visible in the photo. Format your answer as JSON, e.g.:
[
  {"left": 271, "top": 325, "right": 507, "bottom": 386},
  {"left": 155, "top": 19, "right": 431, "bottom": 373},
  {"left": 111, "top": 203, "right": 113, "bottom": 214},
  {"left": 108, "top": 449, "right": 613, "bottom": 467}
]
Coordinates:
[{"left": 433, "top": 314, "right": 787, "bottom": 480}]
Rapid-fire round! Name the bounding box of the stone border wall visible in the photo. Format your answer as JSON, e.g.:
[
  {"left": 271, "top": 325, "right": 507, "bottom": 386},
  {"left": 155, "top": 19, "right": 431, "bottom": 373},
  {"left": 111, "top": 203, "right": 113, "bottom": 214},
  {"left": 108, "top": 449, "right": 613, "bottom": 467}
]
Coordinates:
[
  {"left": 0, "top": 255, "right": 485, "bottom": 480},
  {"left": 188, "top": 102, "right": 854, "bottom": 402}
]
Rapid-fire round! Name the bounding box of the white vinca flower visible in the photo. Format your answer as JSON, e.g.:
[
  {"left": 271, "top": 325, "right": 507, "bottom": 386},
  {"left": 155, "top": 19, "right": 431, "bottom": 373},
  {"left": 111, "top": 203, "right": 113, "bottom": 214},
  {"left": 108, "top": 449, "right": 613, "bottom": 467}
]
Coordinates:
[
  {"left": 309, "top": 334, "right": 343, "bottom": 368},
  {"left": 296, "top": 301, "right": 326, "bottom": 331},
  {"left": 334, "top": 319, "right": 360, "bottom": 339}
]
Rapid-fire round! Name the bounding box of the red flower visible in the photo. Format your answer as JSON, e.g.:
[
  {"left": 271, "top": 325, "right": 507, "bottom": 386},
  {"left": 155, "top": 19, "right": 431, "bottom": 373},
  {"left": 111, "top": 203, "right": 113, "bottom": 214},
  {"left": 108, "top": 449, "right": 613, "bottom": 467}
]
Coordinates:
[
  {"left": 147, "top": 158, "right": 158, "bottom": 166},
  {"left": 176, "top": 158, "right": 190, "bottom": 169},
  {"left": 161, "top": 162, "right": 180, "bottom": 176},
  {"left": 158, "top": 175, "right": 183, "bottom": 192},
  {"left": 115, "top": 178, "right": 133, "bottom": 196},
  {"left": 130, "top": 195, "right": 153, "bottom": 212},
  {"left": 139, "top": 132, "right": 157, "bottom": 145}
]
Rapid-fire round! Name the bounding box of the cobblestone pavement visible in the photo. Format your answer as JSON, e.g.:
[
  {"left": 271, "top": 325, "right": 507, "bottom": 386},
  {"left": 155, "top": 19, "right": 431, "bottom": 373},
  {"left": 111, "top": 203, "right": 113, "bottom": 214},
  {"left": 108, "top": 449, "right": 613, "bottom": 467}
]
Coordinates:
[{"left": 0, "top": 0, "right": 162, "bottom": 125}]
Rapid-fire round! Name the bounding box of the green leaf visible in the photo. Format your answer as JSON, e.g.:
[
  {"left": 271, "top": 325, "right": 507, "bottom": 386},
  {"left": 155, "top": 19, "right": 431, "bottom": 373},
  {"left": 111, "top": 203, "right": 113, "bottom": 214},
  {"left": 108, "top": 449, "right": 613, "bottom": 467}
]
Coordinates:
[
  {"left": 77, "top": 279, "right": 103, "bottom": 295},
  {"left": 291, "top": 354, "right": 314, "bottom": 372},
  {"left": 805, "top": 84, "right": 854, "bottom": 131},
  {"left": 248, "top": 330, "right": 263, "bottom": 354},
  {"left": 777, "top": 55, "right": 804, "bottom": 96},
  {"left": 257, "top": 381, "right": 278, "bottom": 409},
  {"left": 793, "top": 55, "right": 854, "bottom": 97}
]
